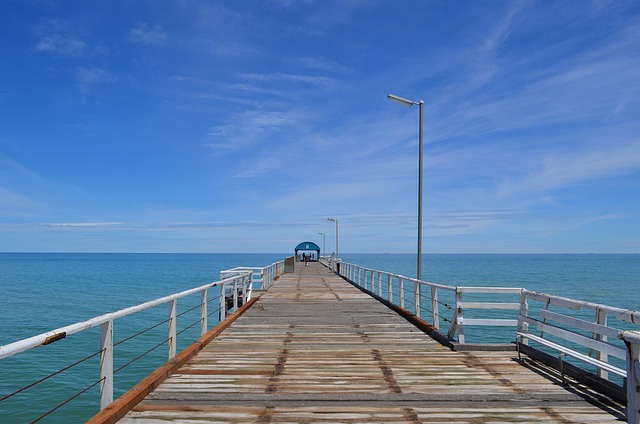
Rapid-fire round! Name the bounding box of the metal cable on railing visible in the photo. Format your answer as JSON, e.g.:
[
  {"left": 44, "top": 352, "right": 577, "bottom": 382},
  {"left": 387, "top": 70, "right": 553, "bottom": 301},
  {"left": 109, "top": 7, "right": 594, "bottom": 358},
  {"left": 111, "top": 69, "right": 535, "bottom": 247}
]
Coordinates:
[
  {"left": 113, "top": 304, "right": 210, "bottom": 375},
  {"left": 31, "top": 376, "right": 104, "bottom": 423},
  {"left": 114, "top": 297, "right": 213, "bottom": 348},
  {"left": 435, "top": 299, "right": 454, "bottom": 310},
  {"left": 207, "top": 292, "right": 223, "bottom": 304},
  {"left": 0, "top": 349, "right": 102, "bottom": 403},
  {"left": 207, "top": 306, "right": 222, "bottom": 318},
  {"left": 114, "top": 317, "right": 169, "bottom": 347},
  {"left": 114, "top": 337, "right": 170, "bottom": 375},
  {"left": 176, "top": 317, "right": 202, "bottom": 337},
  {"left": 176, "top": 302, "right": 203, "bottom": 318}
]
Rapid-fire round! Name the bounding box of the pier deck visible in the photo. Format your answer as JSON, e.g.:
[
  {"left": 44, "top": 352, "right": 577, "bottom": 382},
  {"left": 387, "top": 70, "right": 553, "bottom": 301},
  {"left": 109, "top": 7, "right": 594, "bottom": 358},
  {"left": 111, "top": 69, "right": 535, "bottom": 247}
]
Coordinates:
[{"left": 117, "top": 262, "right": 625, "bottom": 423}]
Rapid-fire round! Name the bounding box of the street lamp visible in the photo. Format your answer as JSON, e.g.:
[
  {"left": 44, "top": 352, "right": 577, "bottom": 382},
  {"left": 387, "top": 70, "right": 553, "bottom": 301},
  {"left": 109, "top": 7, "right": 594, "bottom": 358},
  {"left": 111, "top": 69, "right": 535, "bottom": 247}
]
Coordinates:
[
  {"left": 318, "top": 232, "right": 325, "bottom": 258},
  {"left": 388, "top": 93, "right": 424, "bottom": 281},
  {"left": 327, "top": 218, "right": 338, "bottom": 258}
]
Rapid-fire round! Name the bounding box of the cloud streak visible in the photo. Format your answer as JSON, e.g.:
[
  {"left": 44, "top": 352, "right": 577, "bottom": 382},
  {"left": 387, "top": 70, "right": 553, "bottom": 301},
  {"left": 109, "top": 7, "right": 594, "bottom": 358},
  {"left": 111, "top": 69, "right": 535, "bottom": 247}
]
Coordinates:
[{"left": 129, "top": 23, "right": 168, "bottom": 46}]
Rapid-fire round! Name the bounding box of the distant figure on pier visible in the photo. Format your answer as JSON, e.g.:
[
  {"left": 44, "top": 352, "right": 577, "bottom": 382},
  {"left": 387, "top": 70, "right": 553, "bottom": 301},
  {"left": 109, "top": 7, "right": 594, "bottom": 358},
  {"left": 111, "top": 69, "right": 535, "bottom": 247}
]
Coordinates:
[{"left": 304, "top": 253, "right": 309, "bottom": 266}]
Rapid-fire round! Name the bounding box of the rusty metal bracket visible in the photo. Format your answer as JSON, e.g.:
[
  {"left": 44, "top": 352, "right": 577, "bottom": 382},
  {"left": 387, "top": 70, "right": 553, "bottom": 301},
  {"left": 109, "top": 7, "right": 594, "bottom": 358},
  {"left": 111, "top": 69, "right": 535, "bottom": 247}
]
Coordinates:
[{"left": 43, "top": 332, "right": 67, "bottom": 345}]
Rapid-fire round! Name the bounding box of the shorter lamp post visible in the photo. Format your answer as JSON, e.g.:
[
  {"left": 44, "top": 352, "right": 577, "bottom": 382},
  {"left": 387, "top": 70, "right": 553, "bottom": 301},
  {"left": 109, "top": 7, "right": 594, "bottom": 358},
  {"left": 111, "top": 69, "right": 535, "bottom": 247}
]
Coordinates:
[
  {"left": 327, "top": 218, "right": 339, "bottom": 258},
  {"left": 318, "top": 232, "right": 325, "bottom": 258}
]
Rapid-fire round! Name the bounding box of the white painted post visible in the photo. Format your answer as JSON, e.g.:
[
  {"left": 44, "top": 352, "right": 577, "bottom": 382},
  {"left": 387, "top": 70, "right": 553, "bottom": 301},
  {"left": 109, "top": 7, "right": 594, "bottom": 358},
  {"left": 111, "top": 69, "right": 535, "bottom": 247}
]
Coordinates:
[
  {"left": 99, "top": 320, "right": 113, "bottom": 410},
  {"left": 378, "top": 272, "right": 382, "bottom": 297},
  {"left": 596, "top": 308, "right": 609, "bottom": 380},
  {"left": 168, "top": 300, "right": 177, "bottom": 359},
  {"left": 201, "top": 289, "right": 208, "bottom": 336},
  {"left": 620, "top": 331, "right": 640, "bottom": 424},
  {"left": 399, "top": 277, "right": 405, "bottom": 309},
  {"left": 431, "top": 286, "right": 439, "bottom": 329},
  {"left": 371, "top": 271, "right": 375, "bottom": 293},
  {"left": 518, "top": 291, "right": 529, "bottom": 346},
  {"left": 455, "top": 289, "right": 465, "bottom": 344},
  {"left": 219, "top": 283, "right": 226, "bottom": 321},
  {"left": 233, "top": 280, "right": 239, "bottom": 310},
  {"left": 388, "top": 274, "right": 393, "bottom": 303},
  {"left": 415, "top": 281, "right": 421, "bottom": 318},
  {"left": 246, "top": 274, "right": 252, "bottom": 302}
]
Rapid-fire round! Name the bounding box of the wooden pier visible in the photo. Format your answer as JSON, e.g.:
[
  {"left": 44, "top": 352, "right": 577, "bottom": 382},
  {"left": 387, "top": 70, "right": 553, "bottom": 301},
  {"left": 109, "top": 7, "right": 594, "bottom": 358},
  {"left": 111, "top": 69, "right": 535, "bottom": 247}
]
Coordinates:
[{"left": 98, "top": 262, "right": 625, "bottom": 423}]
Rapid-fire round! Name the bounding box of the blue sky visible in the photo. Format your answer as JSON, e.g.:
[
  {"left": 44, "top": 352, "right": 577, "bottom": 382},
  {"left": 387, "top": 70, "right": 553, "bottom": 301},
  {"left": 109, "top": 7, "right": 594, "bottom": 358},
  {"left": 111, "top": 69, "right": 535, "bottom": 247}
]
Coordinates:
[{"left": 1, "top": 1, "right": 639, "bottom": 254}]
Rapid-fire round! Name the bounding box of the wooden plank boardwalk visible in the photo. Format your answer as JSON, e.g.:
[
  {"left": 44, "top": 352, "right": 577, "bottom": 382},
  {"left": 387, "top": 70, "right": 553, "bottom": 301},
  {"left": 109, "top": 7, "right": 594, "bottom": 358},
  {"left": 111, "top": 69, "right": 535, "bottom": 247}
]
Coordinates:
[{"left": 117, "top": 262, "right": 625, "bottom": 423}]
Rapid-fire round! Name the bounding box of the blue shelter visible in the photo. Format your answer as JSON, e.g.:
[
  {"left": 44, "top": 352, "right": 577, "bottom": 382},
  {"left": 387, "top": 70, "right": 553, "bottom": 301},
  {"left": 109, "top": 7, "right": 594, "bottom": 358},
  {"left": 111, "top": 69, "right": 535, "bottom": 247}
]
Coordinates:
[{"left": 294, "top": 241, "right": 321, "bottom": 261}]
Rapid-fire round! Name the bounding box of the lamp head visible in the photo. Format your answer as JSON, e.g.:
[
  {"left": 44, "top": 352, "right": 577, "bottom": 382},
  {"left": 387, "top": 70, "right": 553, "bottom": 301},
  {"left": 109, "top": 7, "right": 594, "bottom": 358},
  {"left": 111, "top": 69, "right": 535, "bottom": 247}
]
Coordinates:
[{"left": 388, "top": 94, "right": 416, "bottom": 107}]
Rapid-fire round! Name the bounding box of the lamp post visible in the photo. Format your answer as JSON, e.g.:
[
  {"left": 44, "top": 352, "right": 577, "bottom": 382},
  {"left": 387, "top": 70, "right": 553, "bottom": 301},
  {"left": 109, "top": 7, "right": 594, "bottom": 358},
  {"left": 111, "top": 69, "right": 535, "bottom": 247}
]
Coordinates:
[
  {"left": 327, "top": 218, "right": 338, "bottom": 258},
  {"left": 318, "top": 232, "right": 325, "bottom": 258},
  {"left": 387, "top": 93, "right": 424, "bottom": 281}
]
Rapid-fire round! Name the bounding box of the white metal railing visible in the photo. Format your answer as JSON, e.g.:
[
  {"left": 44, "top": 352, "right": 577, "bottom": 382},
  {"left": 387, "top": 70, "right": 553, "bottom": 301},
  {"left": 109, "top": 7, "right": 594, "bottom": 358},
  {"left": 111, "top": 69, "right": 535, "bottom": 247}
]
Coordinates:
[
  {"left": 334, "top": 261, "right": 640, "bottom": 424},
  {"left": 0, "top": 262, "right": 288, "bottom": 422},
  {"left": 0, "top": 272, "right": 252, "bottom": 412},
  {"left": 219, "top": 260, "right": 285, "bottom": 321},
  {"left": 221, "top": 259, "right": 284, "bottom": 292}
]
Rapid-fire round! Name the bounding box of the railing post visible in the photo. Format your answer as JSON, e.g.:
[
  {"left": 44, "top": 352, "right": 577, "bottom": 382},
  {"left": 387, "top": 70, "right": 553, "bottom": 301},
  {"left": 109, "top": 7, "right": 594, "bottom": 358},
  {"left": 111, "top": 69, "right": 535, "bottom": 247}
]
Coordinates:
[
  {"left": 518, "top": 290, "right": 529, "bottom": 346},
  {"left": 219, "top": 283, "right": 226, "bottom": 321},
  {"left": 246, "top": 274, "right": 253, "bottom": 302},
  {"left": 377, "top": 272, "right": 382, "bottom": 297},
  {"left": 99, "top": 320, "right": 113, "bottom": 410},
  {"left": 388, "top": 274, "right": 393, "bottom": 303},
  {"left": 454, "top": 289, "right": 465, "bottom": 343},
  {"left": 596, "top": 307, "right": 609, "bottom": 380},
  {"left": 399, "top": 277, "right": 405, "bottom": 309},
  {"left": 233, "top": 280, "right": 239, "bottom": 310},
  {"left": 200, "top": 289, "right": 208, "bottom": 336},
  {"left": 168, "top": 299, "right": 177, "bottom": 359},
  {"left": 431, "top": 286, "right": 439, "bottom": 329},
  {"left": 415, "top": 281, "right": 421, "bottom": 318},
  {"left": 620, "top": 331, "right": 640, "bottom": 424}
]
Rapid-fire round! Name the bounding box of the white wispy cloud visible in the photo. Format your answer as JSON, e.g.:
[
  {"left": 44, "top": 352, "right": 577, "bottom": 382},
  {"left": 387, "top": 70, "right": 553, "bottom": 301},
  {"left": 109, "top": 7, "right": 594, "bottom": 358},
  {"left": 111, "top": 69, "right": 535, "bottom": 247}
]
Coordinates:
[
  {"left": 500, "top": 139, "right": 640, "bottom": 196},
  {"left": 293, "top": 56, "right": 353, "bottom": 73},
  {"left": 205, "top": 108, "right": 309, "bottom": 150},
  {"left": 34, "top": 20, "right": 86, "bottom": 57},
  {"left": 241, "top": 72, "right": 342, "bottom": 90},
  {"left": 129, "top": 23, "right": 168, "bottom": 46},
  {"left": 75, "top": 67, "right": 115, "bottom": 85}
]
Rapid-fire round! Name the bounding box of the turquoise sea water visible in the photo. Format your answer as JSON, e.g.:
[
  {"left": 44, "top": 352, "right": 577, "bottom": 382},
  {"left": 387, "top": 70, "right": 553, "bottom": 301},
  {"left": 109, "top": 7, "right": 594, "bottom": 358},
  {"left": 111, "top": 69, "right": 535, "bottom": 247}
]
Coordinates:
[{"left": 0, "top": 253, "right": 638, "bottom": 423}]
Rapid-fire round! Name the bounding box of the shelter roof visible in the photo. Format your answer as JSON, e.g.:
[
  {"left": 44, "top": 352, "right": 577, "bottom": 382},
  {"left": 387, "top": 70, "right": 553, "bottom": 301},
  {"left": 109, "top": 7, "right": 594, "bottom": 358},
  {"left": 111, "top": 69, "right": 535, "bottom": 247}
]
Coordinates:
[{"left": 294, "top": 241, "right": 321, "bottom": 251}]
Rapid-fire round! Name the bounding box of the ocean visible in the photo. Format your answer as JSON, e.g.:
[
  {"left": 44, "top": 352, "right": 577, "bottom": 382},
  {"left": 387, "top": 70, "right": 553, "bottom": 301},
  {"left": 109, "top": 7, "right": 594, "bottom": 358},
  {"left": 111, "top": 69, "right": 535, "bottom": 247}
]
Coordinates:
[{"left": 0, "top": 253, "right": 638, "bottom": 422}]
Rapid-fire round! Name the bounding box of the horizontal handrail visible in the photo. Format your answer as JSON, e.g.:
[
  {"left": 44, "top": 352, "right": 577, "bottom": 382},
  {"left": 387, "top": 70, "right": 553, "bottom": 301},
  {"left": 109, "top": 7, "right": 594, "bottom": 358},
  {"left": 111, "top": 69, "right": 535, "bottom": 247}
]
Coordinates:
[
  {"left": 0, "top": 273, "right": 249, "bottom": 361},
  {"left": 336, "top": 261, "right": 520, "bottom": 341}
]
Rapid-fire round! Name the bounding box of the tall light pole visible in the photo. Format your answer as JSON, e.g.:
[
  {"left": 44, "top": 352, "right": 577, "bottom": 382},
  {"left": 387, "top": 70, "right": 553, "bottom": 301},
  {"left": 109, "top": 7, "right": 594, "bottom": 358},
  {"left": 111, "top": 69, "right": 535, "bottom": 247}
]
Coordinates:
[
  {"left": 318, "top": 232, "right": 325, "bottom": 258},
  {"left": 327, "top": 218, "right": 338, "bottom": 258},
  {"left": 388, "top": 93, "right": 424, "bottom": 281}
]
